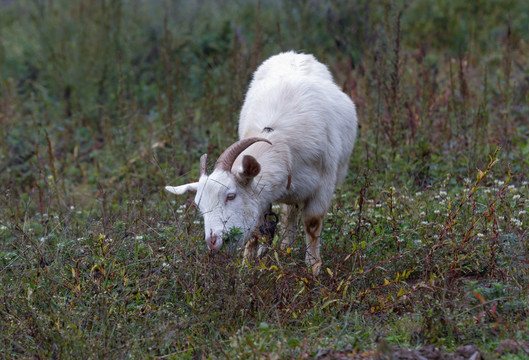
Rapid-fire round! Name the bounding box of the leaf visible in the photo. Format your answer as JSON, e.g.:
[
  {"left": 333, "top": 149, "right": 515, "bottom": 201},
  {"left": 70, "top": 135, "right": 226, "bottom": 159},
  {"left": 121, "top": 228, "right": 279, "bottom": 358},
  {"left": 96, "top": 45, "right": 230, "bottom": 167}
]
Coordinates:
[
  {"left": 473, "top": 291, "right": 486, "bottom": 305},
  {"left": 321, "top": 299, "right": 340, "bottom": 309}
]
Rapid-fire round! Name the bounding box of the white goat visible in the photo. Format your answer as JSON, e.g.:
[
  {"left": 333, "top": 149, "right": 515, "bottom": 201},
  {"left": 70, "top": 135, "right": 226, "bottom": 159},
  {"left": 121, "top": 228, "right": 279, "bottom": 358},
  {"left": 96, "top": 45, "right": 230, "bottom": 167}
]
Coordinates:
[{"left": 166, "top": 51, "right": 357, "bottom": 274}]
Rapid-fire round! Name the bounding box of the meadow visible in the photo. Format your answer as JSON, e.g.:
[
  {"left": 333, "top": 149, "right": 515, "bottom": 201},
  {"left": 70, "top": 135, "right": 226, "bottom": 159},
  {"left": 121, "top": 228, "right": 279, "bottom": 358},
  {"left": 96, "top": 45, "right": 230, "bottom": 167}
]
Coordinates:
[{"left": 1, "top": 0, "right": 528, "bottom": 358}]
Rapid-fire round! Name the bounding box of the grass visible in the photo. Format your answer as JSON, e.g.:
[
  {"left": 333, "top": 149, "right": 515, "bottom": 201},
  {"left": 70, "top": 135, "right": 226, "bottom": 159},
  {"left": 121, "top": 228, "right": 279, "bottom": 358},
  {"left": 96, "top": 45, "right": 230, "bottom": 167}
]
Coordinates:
[{"left": 1, "top": 0, "right": 529, "bottom": 358}]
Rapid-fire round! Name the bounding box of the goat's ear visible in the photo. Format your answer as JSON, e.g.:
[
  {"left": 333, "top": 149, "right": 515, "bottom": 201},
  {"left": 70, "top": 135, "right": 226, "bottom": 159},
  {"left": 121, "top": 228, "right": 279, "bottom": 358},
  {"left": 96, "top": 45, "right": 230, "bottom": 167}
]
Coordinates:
[
  {"left": 238, "top": 155, "right": 261, "bottom": 185},
  {"left": 165, "top": 183, "right": 199, "bottom": 195}
]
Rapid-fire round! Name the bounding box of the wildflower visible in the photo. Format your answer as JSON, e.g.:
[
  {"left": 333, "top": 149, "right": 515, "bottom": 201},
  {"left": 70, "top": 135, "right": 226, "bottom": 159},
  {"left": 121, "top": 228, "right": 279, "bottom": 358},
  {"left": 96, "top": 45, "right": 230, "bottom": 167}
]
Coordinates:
[
  {"left": 476, "top": 233, "right": 484, "bottom": 238},
  {"left": 513, "top": 194, "right": 521, "bottom": 200},
  {"left": 439, "top": 190, "right": 447, "bottom": 196},
  {"left": 434, "top": 209, "right": 440, "bottom": 214},
  {"left": 511, "top": 218, "right": 522, "bottom": 228},
  {"left": 421, "top": 221, "right": 429, "bottom": 225}
]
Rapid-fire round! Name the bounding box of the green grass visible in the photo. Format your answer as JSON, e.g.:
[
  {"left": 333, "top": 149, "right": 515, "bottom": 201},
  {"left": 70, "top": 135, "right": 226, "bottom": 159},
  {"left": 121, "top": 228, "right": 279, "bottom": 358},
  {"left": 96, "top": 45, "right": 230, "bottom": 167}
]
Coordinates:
[{"left": 1, "top": 0, "right": 529, "bottom": 358}]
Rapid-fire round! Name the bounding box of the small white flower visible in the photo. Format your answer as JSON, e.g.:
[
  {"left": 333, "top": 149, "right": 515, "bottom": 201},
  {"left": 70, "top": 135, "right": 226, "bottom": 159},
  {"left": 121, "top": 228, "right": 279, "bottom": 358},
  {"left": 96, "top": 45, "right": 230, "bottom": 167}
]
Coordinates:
[
  {"left": 518, "top": 210, "right": 526, "bottom": 216},
  {"left": 135, "top": 235, "right": 144, "bottom": 240},
  {"left": 439, "top": 190, "right": 447, "bottom": 196},
  {"left": 434, "top": 209, "right": 440, "bottom": 214},
  {"left": 476, "top": 233, "right": 484, "bottom": 238},
  {"left": 511, "top": 218, "right": 522, "bottom": 227},
  {"left": 421, "top": 221, "right": 429, "bottom": 225},
  {"left": 513, "top": 194, "right": 521, "bottom": 200}
]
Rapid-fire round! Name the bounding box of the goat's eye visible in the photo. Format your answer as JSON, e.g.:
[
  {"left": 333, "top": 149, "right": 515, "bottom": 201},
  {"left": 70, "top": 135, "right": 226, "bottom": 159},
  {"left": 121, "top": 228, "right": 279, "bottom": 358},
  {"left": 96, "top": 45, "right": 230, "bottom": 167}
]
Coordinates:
[{"left": 226, "top": 193, "right": 236, "bottom": 201}]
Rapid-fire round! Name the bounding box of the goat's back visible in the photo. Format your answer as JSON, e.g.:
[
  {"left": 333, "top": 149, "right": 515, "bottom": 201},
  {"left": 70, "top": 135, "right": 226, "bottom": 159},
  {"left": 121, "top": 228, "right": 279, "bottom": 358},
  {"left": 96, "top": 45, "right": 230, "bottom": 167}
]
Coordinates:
[{"left": 238, "top": 51, "right": 357, "bottom": 189}]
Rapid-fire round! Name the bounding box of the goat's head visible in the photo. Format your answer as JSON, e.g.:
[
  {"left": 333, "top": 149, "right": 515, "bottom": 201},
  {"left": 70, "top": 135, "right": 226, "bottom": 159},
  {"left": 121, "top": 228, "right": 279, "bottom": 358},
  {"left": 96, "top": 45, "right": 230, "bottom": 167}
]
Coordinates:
[{"left": 165, "top": 138, "right": 271, "bottom": 252}]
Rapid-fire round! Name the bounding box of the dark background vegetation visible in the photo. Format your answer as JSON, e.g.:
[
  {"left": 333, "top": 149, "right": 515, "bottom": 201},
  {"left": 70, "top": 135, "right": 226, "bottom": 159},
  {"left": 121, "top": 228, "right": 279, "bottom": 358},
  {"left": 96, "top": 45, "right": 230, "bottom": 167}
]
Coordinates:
[{"left": 1, "top": 0, "right": 528, "bottom": 358}]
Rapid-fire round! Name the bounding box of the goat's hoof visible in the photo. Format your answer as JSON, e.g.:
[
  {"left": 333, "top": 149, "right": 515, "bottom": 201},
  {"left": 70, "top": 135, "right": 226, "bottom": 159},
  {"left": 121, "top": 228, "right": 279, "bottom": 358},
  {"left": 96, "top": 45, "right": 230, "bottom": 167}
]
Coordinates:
[{"left": 311, "top": 261, "right": 322, "bottom": 276}]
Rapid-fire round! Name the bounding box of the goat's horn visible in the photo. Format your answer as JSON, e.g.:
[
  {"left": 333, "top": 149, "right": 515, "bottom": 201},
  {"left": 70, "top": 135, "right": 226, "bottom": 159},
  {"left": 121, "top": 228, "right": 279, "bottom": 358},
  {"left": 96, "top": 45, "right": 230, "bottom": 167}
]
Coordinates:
[
  {"left": 200, "top": 153, "right": 208, "bottom": 176},
  {"left": 215, "top": 137, "right": 272, "bottom": 172}
]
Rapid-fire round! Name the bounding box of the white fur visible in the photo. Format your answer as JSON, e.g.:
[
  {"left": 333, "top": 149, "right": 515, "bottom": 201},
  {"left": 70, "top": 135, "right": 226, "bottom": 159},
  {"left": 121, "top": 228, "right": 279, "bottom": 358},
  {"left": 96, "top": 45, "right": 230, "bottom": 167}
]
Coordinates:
[{"left": 166, "top": 51, "right": 357, "bottom": 273}]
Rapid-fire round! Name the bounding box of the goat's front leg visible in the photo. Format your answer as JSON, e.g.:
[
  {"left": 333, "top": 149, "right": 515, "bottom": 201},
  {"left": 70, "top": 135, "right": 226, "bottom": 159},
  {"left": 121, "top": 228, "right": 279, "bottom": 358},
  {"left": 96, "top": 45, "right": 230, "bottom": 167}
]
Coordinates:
[
  {"left": 243, "top": 234, "right": 260, "bottom": 263},
  {"left": 280, "top": 204, "right": 300, "bottom": 250},
  {"left": 303, "top": 214, "right": 324, "bottom": 276}
]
